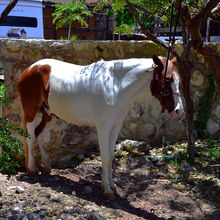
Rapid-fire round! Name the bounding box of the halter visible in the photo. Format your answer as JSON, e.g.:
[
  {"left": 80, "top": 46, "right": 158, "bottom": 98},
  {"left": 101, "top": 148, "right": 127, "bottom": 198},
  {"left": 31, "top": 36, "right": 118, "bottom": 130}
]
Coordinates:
[{"left": 162, "top": 0, "right": 181, "bottom": 96}]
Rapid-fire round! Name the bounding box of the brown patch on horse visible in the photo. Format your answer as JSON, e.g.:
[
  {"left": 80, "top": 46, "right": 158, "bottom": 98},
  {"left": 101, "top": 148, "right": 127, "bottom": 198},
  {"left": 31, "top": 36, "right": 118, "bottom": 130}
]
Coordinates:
[
  {"left": 34, "top": 103, "right": 52, "bottom": 137},
  {"left": 18, "top": 64, "right": 51, "bottom": 122},
  {"left": 160, "top": 57, "right": 183, "bottom": 89},
  {"left": 18, "top": 64, "right": 51, "bottom": 172},
  {"left": 150, "top": 55, "right": 175, "bottom": 113}
]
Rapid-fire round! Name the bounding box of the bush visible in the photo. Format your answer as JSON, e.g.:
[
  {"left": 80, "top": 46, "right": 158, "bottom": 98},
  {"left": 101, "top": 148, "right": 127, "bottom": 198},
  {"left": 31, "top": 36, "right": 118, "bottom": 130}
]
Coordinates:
[{"left": 0, "top": 83, "right": 28, "bottom": 178}]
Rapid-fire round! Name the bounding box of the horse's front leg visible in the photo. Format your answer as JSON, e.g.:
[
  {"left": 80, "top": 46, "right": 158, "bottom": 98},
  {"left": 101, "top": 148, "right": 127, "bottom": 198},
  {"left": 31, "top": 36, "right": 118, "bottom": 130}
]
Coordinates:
[
  {"left": 97, "top": 125, "right": 114, "bottom": 199},
  {"left": 108, "top": 123, "right": 123, "bottom": 191}
]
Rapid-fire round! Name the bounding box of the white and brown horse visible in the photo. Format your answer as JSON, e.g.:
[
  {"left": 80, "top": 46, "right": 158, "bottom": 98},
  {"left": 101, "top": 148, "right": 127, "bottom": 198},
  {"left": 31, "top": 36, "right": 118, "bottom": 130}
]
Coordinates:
[{"left": 18, "top": 55, "right": 183, "bottom": 198}]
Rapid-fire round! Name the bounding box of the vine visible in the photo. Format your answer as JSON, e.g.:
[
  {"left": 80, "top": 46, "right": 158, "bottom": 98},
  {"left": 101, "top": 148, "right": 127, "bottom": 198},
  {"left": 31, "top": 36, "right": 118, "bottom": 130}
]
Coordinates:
[{"left": 194, "top": 76, "right": 216, "bottom": 138}]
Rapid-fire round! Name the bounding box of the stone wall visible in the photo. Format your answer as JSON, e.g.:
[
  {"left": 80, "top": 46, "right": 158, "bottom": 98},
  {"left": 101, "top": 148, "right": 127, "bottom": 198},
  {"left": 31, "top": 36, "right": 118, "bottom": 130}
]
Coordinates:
[{"left": 0, "top": 39, "right": 219, "bottom": 167}]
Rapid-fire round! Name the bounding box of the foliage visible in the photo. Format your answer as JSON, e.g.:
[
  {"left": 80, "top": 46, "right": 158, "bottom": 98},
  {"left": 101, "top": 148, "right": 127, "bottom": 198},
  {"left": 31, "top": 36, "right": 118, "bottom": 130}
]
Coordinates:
[
  {"left": 162, "top": 138, "right": 220, "bottom": 184},
  {"left": 60, "top": 34, "right": 78, "bottom": 41},
  {"left": 0, "top": 83, "right": 11, "bottom": 106},
  {"left": 202, "top": 138, "right": 220, "bottom": 161},
  {"left": 52, "top": 1, "right": 92, "bottom": 39},
  {"left": 0, "top": 83, "right": 28, "bottom": 178},
  {"left": 114, "top": 24, "right": 133, "bottom": 36},
  {"left": 92, "top": 0, "right": 205, "bottom": 36},
  {"left": 194, "top": 76, "right": 216, "bottom": 138}
]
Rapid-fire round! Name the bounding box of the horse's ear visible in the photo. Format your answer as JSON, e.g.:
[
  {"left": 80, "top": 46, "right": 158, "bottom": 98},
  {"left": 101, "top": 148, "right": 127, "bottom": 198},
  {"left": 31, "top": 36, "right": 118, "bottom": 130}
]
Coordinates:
[
  {"left": 153, "top": 55, "right": 161, "bottom": 65},
  {"left": 152, "top": 55, "right": 163, "bottom": 73},
  {"left": 171, "top": 57, "right": 177, "bottom": 64}
]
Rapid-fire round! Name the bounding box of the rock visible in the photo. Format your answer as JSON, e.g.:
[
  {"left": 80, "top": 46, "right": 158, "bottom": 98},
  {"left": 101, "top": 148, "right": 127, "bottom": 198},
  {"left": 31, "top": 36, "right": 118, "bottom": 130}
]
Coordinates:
[
  {"left": 76, "top": 154, "right": 85, "bottom": 161},
  {"left": 116, "top": 139, "right": 149, "bottom": 152},
  {"left": 51, "top": 195, "right": 61, "bottom": 202},
  {"left": 26, "top": 213, "right": 41, "bottom": 220},
  {"left": 11, "top": 206, "right": 23, "bottom": 215},
  {"left": 60, "top": 213, "right": 76, "bottom": 220},
  {"left": 207, "top": 118, "right": 219, "bottom": 135},
  {"left": 213, "top": 105, "right": 220, "bottom": 119},
  {"left": 88, "top": 211, "right": 107, "bottom": 220},
  {"left": 83, "top": 186, "right": 93, "bottom": 194},
  {"left": 184, "top": 163, "right": 193, "bottom": 172},
  {"left": 8, "top": 214, "right": 24, "bottom": 220},
  {"left": 157, "top": 172, "right": 167, "bottom": 177},
  {"left": 8, "top": 186, "right": 25, "bottom": 194},
  {"left": 191, "top": 70, "right": 205, "bottom": 87},
  {"left": 72, "top": 190, "right": 76, "bottom": 196}
]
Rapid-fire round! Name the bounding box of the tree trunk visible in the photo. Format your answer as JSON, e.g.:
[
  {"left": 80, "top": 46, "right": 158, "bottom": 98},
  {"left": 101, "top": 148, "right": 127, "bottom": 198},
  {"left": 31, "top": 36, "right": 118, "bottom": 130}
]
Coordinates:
[
  {"left": 183, "top": 70, "right": 197, "bottom": 158},
  {"left": 179, "top": 57, "right": 197, "bottom": 158},
  {"left": 206, "top": 18, "right": 211, "bottom": 42},
  {"left": 68, "top": 23, "right": 71, "bottom": 40}
]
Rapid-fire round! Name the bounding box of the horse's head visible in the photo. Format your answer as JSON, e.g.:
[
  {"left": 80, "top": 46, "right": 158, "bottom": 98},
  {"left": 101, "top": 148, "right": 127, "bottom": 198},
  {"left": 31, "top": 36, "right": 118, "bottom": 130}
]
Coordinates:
[{"left": 150, "top": 55, "right": 184, "bottom": 119}]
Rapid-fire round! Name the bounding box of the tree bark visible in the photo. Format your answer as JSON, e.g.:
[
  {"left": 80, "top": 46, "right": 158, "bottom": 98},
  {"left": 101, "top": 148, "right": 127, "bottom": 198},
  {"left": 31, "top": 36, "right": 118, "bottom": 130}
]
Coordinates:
[
  {"left": 181, "top": 63, "right": 197, "bottom": 158},
  {"left": 68, "top": 23, "right": 71, "bottom": 40},
  {"left": 175, "top": 0, "right": 220, "bottom": 92},
  {"left": 0, "top": 0, "right": 18, "bottom": 24},
  {"left": 206, "top": 18, "right": 211, "bottom": 42}
]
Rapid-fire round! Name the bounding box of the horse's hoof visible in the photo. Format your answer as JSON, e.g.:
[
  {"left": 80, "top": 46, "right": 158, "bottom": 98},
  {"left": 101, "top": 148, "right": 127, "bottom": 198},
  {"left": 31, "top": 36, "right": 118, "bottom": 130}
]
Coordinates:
[
  {"left": 103, "top": 192, "right": 115, "bottom": 200},
  {"left": 40, "top": 167, "right": 51, "bottom": 175},
  {"left": 110, "top": 183, "right": 117, "bottom": 191},
  {"left": 26, "top": 169, "right": 38, "bottom": 176}
]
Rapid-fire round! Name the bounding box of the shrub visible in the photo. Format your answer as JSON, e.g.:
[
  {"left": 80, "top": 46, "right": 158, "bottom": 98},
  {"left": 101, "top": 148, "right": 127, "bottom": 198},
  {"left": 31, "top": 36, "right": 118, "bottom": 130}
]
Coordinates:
[{"left": 0, "top": 83, "right": 28, "bottom": 178}]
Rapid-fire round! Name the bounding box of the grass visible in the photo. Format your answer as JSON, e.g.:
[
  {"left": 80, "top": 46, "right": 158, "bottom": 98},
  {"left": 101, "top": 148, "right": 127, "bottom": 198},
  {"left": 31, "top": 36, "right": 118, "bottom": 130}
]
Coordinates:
[{"left": 149, "top": 138, "right": 220, "bottom": 186}]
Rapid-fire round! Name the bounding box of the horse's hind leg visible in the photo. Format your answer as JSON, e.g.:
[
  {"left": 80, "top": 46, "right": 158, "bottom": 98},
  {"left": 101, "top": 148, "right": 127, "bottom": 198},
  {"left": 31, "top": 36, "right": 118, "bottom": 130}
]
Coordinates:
[
  {"left": 26, "top": 116, "right": 39, "bottom": 175},
  {"left": 36, "top": 107, "right": 58, "bottom": 174}
]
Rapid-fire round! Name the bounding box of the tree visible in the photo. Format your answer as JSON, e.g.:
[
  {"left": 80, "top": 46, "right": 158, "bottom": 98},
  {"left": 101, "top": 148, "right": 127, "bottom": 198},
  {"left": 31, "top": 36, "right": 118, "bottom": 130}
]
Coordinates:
[
  {"left": 91, "top": 0, "right": 220, "bottom": 158},
  {"left": 174, "top": 0, "right": 220, "bottom": 93},
  {"left": 0, "top": 0, "right": 18, "bottom": 24},
  {"left": 52, "top": 1, "right": 92, "bottom": 40}
]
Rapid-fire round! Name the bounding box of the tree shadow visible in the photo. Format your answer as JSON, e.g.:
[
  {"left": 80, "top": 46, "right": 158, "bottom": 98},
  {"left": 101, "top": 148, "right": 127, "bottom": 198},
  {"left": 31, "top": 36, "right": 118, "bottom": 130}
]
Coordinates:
[
  {"left": 17, "top": 171, "right": 166, "bottom": 220},
  {"left": 202, "top": 209, "right": 220, "bottom": 220}
]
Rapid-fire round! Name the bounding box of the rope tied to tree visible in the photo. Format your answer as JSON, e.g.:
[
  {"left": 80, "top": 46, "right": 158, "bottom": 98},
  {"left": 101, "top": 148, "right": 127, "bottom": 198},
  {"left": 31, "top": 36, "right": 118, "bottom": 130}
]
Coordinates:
[
  {"left": 160, "top": 1, "right": 181, "bottom": 97},
  {"left": 164, "top": 1, "right": 181, "bottom": 79}
]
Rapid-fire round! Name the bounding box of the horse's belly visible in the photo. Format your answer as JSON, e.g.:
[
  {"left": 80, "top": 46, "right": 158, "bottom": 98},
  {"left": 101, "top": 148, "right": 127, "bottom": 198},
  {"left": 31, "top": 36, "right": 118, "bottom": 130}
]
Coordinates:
[{"left": 48, "top": 92, "right": 95, "bottom": 127}]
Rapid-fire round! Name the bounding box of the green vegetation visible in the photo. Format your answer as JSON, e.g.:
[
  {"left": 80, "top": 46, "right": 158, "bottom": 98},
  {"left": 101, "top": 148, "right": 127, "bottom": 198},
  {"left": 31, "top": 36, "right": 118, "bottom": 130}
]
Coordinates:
[
  {"left": 0, "top": 83, "right": 28, "bottom": 178},
  {"left": 60, "top": 35, "right": 78, "bottom": 41},
  {"left": 160, "top": 139, "right": 220, "bottom": 185},
  {"left": 92, "top": 0, "right": 205, "bottom": 36},
  {"left": 52, "top": 1, "right": 92, "bottom": 40}
]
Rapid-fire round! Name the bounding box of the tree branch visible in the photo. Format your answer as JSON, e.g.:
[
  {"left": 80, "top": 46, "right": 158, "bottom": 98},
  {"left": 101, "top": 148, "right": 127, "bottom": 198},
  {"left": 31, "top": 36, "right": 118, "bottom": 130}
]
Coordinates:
[
  {"left": 192, "top": 0, "right": 220, "bottom": 24},
  {"left": 0, "top": 0, "right": 18, "bottom": 24},
  {"left": 131, "top": 4, "right": 151, "bottom": 16},
  {"left": 124, "top": 0, "right": 168, "bottom": 50},
  {"left": 211, "top": 2, "right": 220, "bottom": 15}
]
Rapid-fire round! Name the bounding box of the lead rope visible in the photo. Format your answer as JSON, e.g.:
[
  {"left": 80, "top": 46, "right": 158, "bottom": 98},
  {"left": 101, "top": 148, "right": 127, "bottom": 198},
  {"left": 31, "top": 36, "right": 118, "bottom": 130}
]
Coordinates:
[{"left": 164, "top": 1, "right": 181, "bottom": 80}]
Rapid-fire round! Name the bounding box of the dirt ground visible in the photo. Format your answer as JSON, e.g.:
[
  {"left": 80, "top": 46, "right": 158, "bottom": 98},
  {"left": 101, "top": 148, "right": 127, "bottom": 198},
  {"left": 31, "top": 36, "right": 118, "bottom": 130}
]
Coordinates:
[{"left": 0, "top": 140, "right": 219, "bottom": 220}]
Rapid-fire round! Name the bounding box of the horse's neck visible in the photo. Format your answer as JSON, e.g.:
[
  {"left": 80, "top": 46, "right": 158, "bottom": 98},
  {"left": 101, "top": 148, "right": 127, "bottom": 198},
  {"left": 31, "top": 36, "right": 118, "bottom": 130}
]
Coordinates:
[{"left": 117, "top": 59, "right": 154, "bottom": 103}]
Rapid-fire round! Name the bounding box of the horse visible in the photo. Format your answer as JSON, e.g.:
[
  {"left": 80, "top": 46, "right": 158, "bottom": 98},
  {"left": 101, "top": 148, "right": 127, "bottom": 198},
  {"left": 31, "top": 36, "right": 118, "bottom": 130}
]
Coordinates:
[{"left": 17, "top": 55, "right": 184, "bottom": 199}]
